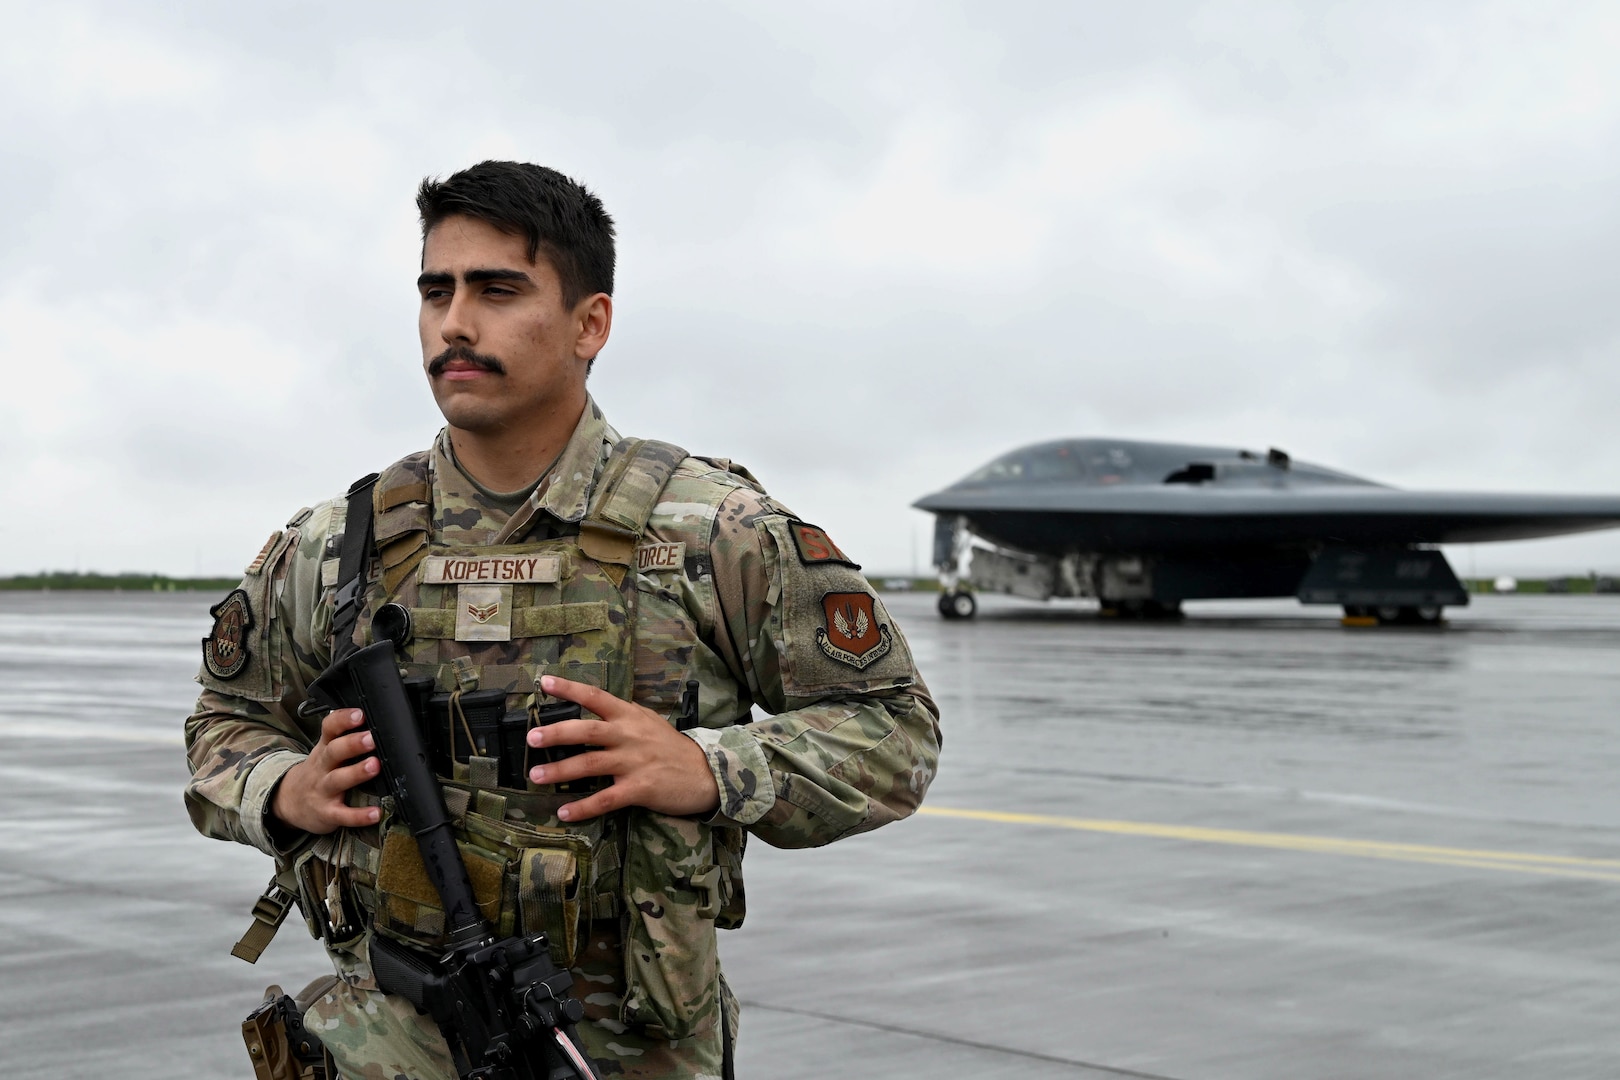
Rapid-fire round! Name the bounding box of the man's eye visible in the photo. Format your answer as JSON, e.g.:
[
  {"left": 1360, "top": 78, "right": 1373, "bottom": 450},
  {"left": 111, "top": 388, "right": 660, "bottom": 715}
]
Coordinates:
[{"left": 423, "top": 288, "right": 451, "bottom": 301}]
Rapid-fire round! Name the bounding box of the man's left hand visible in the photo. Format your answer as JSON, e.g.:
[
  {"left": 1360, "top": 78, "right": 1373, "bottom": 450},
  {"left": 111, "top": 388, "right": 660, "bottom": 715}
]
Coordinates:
[{"left": 526, "top": 674, "right": 721, "bottom": 822}]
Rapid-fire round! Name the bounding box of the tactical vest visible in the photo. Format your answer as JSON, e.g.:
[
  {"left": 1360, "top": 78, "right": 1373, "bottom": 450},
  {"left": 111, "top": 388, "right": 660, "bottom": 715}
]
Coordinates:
[{"left": 303, "top": 437, "right": 739, "bottom": 1041}]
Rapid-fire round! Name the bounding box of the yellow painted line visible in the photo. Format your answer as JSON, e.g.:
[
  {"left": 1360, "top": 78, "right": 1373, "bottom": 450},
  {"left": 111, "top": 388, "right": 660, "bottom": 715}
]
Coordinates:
[{"left": 917, "top": 806, "right": 1620, "bottom": 882}]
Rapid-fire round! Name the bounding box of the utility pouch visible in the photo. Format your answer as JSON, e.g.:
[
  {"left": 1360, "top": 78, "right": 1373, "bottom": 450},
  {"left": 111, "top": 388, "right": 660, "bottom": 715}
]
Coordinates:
[
  {"left": 713, "top": 825, "right": 748, "bottom": 930},
  {"left": 372, "top": 801, "right": 605, "bottom": 968},
  {"left": 373, "top": 823, "right": 506, "bottom": 947},
  {"left": 241, "top": 976, "right": 339, "bottom": 1080},
  {"left": 620, "top": 810, "right": 724, "bottom": 1040},
  {"left": 294, "top": 845, "right": 367, "bottom": 948}
]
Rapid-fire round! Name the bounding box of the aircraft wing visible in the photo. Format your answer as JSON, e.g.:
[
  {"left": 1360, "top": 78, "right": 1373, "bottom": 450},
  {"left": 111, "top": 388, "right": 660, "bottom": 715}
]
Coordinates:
[{"left": 912, "top": 486, "right": 1620, "bottom": 549}]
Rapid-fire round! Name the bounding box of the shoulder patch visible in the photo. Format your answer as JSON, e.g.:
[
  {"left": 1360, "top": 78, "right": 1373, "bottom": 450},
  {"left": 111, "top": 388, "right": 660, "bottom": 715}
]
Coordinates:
[
  {"left": 816, "top": 592, "right": 894, "bottom": 669},
  {"left": 788, "top": 521, "right": 861, "bottom": 570},
  {"left": 757, "top": 517, "right": 914, "bottom": 696},
  {"left": 286, "top": 506, "right": 314, "bottom": 528},
  {"left": 202, "top": 589, "right": 255, "bottom": 681}
]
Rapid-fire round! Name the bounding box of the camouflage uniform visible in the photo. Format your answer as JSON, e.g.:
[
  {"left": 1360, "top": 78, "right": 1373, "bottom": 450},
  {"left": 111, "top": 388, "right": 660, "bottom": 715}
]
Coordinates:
[{"left": 185, "top": 398, "right": 941, "bottom": 1079}]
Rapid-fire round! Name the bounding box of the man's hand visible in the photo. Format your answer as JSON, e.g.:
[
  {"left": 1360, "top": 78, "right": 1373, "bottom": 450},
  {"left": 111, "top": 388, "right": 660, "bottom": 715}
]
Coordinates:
[
  {"left": 526, "top": 675, "right": 721, "bottom": 822},
  {"left": 270, "top": 708, "right": 383, "bottom": 835}
]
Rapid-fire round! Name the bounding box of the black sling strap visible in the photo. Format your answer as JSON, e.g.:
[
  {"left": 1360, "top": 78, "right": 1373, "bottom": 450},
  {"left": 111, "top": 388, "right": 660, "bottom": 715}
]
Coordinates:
[
  {"left": 331, "top": 472, "right": 380, "bottom": 664},
  {"left": 236, "top": 475, "right": 376, "bottom": 966}
]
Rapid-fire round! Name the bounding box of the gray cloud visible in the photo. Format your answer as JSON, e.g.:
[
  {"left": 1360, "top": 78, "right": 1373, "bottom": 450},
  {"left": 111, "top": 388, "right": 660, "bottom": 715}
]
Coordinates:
[{"left": 2, "top": 0, "right": 1617, "bottom": 579}]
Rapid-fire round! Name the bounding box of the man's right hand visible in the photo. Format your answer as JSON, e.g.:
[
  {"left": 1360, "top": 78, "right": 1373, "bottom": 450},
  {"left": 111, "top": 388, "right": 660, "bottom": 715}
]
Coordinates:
[{"left": 270, "top": 708, "right": 383, "bottom": 835}]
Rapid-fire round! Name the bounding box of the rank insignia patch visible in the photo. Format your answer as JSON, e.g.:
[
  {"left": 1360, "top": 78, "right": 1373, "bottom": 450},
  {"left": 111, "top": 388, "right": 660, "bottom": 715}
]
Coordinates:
[
  {"left": 455, "top": 584, "right": 512, "bottom": 642},
  {"left": 816, "top": 592, "right": 893, "bottom": 669},
  {"left": 789, "top": 521, "right": 861, "bottom": 569},
  {"left": 202, "top": 589, "right": 254, "bottom": 681}
]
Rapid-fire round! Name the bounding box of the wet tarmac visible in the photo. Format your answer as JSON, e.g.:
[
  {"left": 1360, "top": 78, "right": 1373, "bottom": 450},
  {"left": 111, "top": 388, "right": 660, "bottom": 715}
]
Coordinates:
[{"left": 1, "top": 590, "right": 1617, "bottom": 1078}]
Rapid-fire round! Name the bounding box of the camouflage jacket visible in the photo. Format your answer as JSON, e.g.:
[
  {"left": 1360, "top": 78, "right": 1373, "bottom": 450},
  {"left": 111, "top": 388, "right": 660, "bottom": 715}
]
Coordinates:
[{"left": 185, "top": 396, "right": 940, "bottom": 878}]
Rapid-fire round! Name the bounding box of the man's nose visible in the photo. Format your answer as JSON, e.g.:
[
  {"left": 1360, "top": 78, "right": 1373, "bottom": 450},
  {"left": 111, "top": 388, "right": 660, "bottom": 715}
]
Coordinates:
[{"left": 439, "top": 291, "right": 476, "bottom": 344}]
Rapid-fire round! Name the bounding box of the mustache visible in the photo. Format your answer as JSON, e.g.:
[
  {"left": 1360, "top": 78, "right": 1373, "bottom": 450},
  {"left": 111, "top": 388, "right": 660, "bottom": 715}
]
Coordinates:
[{"left": 428, "top": 346, "right": 506, "bottom": 377}]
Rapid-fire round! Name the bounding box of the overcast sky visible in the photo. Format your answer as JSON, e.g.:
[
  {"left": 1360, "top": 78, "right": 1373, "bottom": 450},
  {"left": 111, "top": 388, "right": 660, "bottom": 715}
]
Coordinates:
[{"left": 4, "top": 1, "right": 1619, "bottom": 579}]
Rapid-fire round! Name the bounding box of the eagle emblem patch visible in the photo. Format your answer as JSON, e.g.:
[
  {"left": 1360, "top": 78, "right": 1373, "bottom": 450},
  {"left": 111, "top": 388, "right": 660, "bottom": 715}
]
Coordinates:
[
  {"left": 202, "top": 589, "right": 254, "bottom": 680},
  {"left": 816, "top": 592, "right": 893, "bottom": 669}
]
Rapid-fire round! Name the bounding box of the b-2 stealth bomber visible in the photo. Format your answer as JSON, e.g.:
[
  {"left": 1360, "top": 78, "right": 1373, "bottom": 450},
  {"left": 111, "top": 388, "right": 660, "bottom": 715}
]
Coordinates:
[{"left": 914, "top": 439, "right": 1620, "bottom": 624}]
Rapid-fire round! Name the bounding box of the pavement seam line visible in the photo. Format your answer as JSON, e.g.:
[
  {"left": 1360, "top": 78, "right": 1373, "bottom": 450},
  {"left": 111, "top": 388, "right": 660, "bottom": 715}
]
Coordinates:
[
  {"left": 738, "top": 999, "right": 1187, "bottom": 1079},
  {"left": 917, "top": 806, "right": 1620, "bottom": 881}
]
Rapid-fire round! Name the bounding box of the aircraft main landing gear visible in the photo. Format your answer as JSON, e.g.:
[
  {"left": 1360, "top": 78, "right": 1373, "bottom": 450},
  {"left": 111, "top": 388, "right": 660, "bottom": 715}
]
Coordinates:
[
  {"left": 938, "top": 590, "right": 977, "bottom": 620},
  {"left": 1099, "top": 599, "right": 1184, "bottom": 620},
  {"left": 1342, "top": 604, "right": 1444, "bottom": 626}
]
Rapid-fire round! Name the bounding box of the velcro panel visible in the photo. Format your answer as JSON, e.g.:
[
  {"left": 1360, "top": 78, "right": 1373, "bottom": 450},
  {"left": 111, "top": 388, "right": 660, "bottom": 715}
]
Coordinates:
[
  {"left": 374, "top": 827, "right": 504, "bottom": 926},
  {"left": 519, "top": 602, "right": 609, "bottom": 637},
  {"left": 382, "top": 547, "right": 430, "bottom": 596},
  {"left": 379, "top": 533, "right": 424, "bottom": 570},
  {"left": 377, "top": 528, "right": 430, "bottom": 596},
  {"left": 408, "top": 603, "right": 608, "bottom": 639},
  {"left": 379, "top": 481, "right": 429, "bottom": 511},
  {"left": 578, "top": 525, "right": 636, "bottom": 567}
]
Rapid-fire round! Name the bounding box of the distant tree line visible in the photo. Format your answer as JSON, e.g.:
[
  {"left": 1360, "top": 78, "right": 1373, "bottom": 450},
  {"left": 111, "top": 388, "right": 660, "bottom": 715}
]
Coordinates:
[{"left": 0, "top": 572, "right": 239, "bottom": 592}]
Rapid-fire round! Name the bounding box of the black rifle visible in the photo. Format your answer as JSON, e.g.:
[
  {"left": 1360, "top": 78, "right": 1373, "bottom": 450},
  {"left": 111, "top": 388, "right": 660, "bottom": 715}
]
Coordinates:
[{"left": 306, "top": 639, "right": 602, "bottom": 1080}]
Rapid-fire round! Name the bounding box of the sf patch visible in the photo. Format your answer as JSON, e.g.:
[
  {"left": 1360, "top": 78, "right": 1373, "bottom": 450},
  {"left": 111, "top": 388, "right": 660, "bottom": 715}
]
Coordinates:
[
  {"left": 816, "top": 592, "right": 893, "bottom": 670},
  {"left": 202, "top": 589, "right": 255, "bottom": 681},
  {"left": 789, "top": 520, "right": 860, "bottom": 569}
]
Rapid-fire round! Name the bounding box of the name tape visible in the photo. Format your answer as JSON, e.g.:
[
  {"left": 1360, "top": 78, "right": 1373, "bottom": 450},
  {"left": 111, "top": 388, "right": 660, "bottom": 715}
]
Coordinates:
[
  {"left": 423, "top": 555, "right": 562, "bottom": 585},
  {"left": 636, "top": 542, "right": 686, "bottom": 573}
]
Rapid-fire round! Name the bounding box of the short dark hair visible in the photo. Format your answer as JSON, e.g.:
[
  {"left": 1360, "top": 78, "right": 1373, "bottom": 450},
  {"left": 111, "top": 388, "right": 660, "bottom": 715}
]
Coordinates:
[{"left": 416, "top": 161, "right": 615, "bottom": 308}]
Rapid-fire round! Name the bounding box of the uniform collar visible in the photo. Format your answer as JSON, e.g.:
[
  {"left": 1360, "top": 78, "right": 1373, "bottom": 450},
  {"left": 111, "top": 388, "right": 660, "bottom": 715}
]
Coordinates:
[
  {"left": 531, "top": 395, "right": 617, "bottom": 526},
  {"left": 429, "top": 395, "right": 619, "bottom": 543}
]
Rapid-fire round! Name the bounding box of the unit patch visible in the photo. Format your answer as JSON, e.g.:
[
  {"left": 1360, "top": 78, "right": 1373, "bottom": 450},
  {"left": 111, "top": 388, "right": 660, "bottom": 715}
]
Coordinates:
[
  {"left": 202, "top": 589, "right": 254, "bottom": 681},
  {"left": 423, "top": 554, "right": 560, "bottom": 584},
  {"left": 455, "top": 584, "right": 512, "bottom": 642},
  {"left": 816, "top": 592, "right": 893, "bottom": 669},
  {"left": 636, "top": 542, "right": 686, "bottom": 574},
  {"left": 788, "top": 521, "right": 861, "bottom": 569}
]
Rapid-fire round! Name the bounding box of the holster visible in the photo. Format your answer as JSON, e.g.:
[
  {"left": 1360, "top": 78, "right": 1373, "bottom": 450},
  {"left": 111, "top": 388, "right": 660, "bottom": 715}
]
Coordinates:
[{"left": 242, "top": 976, "right": 340, "bottom": 1080}]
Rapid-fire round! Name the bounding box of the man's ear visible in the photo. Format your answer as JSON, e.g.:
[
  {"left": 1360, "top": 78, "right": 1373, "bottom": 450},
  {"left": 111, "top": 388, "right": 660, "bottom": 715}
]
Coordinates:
[{"left": 575, "top": 292, "right": 613, "bottom": 360}]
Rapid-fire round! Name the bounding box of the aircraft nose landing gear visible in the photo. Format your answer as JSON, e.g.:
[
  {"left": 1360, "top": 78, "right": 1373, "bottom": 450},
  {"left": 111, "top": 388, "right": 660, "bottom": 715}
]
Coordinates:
[
  {"left": 938, "top": 590, "right": 977, "bottom": 620},
  {"left": 933, "top": 515, "right": 979, "bottom": 619}
]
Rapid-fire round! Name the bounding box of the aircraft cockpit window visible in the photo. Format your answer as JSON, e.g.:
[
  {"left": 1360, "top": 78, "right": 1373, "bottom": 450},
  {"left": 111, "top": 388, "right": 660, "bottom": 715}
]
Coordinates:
[
  {"left": 1027, "top": 446, "right": 1089, "bottom": 480},
  {"left": 962, "top": 453, "right": 1027, "bottom": 484},
  {"left": 1087, "top": 447, "right": 1133, "bottom": 484}
]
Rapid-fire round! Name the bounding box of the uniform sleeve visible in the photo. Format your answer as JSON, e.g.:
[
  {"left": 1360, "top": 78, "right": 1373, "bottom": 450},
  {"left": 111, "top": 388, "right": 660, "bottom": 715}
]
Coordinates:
[
  {"left": 686, "top": 488, "right": 941, "bottom": 849},
  {"left": 183, "top": 502, "right": 340, "bottom": 858}
]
